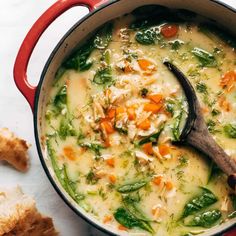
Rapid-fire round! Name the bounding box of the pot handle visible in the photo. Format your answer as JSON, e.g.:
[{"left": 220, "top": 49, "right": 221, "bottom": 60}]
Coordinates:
[{"left": 13, "top": 0, "right": 108, "bottom": 111}]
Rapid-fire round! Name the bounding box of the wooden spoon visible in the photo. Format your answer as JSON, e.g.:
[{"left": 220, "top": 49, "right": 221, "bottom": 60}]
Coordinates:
[{"left": 164, "top": 61, "right": 236, "bottom": 191}]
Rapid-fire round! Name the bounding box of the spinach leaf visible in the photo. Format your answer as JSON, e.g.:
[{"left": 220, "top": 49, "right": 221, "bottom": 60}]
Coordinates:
[
  {"left": 63, "top": 165, "right": 85, "bottom": 202},
  {"left": 53, "top": 85, "right": 67, "bottom": 112},
  {"left": 192, "top": 47, "right": 217, "bottom": 67},
  {"left": 224, "top": 123, "right": 236, "bottom": 139},
  {"left": 46, "top": 140, "right": 84, "bottom": 202},
  {"left": 170, "top": 39, "right": 184, "bottom": 50},
  {"left": 93, "top": 66, "right": 114, "bottom": 86},
  {"left": 182, "top": 188, "right": 218, "bottom": 218},
  {"left": 138, "top": 125, "right": 164, "bottom": 145},
  {"left": 135, "top": 27, "right": 159, "bottom": 45},
  {"left": 94, "top": 23, "right": 113, "bottom": 49},
  {"left": 172, "top": 110, "right": 183, "bottom": 141},
  {"left": 123, "top": 195, "right": 151, "bottom": 222},
  {"left": 114, "top": 207, "right": 153, "bottom": 233},
  {"left": 58, "top": 117, "right": 76, "bottom": 140},
  {"left": 63, "top": 39, "right": 94, "bottom": 71},
  {"left": 117, "top": 180, "right": 148, "bottom": 193},
  {"left": 186, "top": 210, "right": 221, "bottom": 228},
  {"left": 196, "top": 82, "right": 208, "bottom": 94}
]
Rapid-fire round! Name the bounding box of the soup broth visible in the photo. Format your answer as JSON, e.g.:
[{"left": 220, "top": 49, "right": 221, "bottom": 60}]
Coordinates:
[{"left": 44, "top": 7, "right": 236, "bottom": 236}]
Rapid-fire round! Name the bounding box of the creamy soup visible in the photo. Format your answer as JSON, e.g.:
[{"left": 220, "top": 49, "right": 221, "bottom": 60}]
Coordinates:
[{"left": 44, "top": 6, "right": 236, "bottom": 236}]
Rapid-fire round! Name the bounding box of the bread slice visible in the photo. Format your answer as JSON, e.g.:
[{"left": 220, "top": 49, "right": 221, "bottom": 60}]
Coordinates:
[
  {"left": 0, "top": 128, "right": 30, "bottom": 172},
  {"left": 0, "top": 186, "right": 58, "bottom": 236}
]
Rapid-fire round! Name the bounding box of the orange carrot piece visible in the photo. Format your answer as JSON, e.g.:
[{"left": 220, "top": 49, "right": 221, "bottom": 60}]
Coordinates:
[
  {"left": 118, "top": 225, "right": 128, "bottom": 231},
  {"left": 127, "top": 107, "right": 136, "bottom": 120},
  {"left": 101, "top": 120, "right": 115, "bottom": 134},
  {"left": 144, "top": 103, "right": 162, "bottom": 114},
  {"left": 103, "top": 215, "right": 112, "bottom": 224},
  {"left": 116, "top": 107, "right": 126, "bottom": 114},
  {"left": 106, "top": 158, "right": 115, "bottom": 167},
  {"left": 138, "top": 59, "right": 156, "bottom": 71},
  {"left": 107, "top": 108, "right": 116, "bottom": 119},
  {"left": 153, "top": 176, "right": 163, "bottom": 186},
  {"left": 218, "top": 95, "right": 231, "bottom": 112},
  {"left": 124, "top": 61, "right": 133, "bottom": 73},
  {"left": 137, "top": 119, "right": 151, "bottom": 130},
  {"left": 158, "top": 144, "right": 170, "bottom": 156},
  {"left": 63, "top": 146, "right": 76, "bottom": 161},
  {"left": 165, "top": 181, "right": 174, "bottom": 191},
  {"left": 220, "top": 70, "right": 236, "bottom": 92},
  {"left": 148, "top": 94, "right": 163, "bottom": 104},
  {"left": 161, "top": 24, "right": 179, "bottom": 38},
  {"left": 109, "top": 174, "right": 117, "bottom": 183},
  {"left": 142, "top": 142, "right": 153, "bottom": 155}
]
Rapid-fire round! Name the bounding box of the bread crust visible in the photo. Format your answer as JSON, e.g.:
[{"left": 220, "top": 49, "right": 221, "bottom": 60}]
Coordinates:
[{"left": 0, "top": 128, "right": 29, "bottom": 172}]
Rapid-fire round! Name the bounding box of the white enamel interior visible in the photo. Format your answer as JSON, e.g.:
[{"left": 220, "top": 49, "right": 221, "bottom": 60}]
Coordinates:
[{"left": 36, "top": 0, "right": 236, "bottom": 235}]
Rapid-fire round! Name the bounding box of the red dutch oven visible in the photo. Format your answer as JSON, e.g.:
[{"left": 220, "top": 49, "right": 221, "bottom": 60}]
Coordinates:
[{"left": 13, "top": 0, "right": 236, "bottom": 235}]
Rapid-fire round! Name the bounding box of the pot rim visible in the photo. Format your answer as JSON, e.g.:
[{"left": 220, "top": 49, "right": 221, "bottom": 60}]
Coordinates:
[{"left": 34, "top": 0, "right": 236, "bottom": 235}]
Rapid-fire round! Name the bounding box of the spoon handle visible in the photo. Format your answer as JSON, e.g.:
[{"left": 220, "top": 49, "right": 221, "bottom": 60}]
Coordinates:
[{"left": 186, "top": 102, "right": 236, "bottom": 189}]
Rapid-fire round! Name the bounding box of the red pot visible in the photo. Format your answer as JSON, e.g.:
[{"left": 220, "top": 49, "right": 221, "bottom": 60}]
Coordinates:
[{"left": 13, "top": 0, "right": 236, "bottom": 235}]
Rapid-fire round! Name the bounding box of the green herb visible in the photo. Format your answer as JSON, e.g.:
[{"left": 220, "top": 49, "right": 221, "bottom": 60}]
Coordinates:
[
  {"left": 206, "top": 119, "right": 219, "bottom": 134},
  {"left": 53, "top": 85, "right": 67, "bottom": 112},
  {"left": 117, "top": 180, "right": 148, "bottom": 193},
  {"left": 138, "top": 125, "right": 164, "bottom": 145},
  {"left": 182, "top": 187, "right": 218, "bottom": 218},
  {"left": 186, "top": 210, "right": 221, "bottom": 228},
  {"left": 170, "top": 39, "right": 184, "bottom": 50},
  {"left": 140, "top": 88, "right": 149, "bottom": 97},
  {"left": 165, "top": 99, "right": 176, "bottom": 116},
  {"left": 93, "top": 66, "right": 114, "bottom": 86},
  {"left": 115, "top": 126, "right": 128, "bottom": 135},
  {"left": 135, "top": 27, "right": 159, "bottom": 45},
  {"left": 172, "top": 110, "right": 183, "bottom": 141},
  {"left": 196, "top": 82, "right": 208, "bottom": 94},
  {"left": 58, "top": 117, "right": 76, "bottom": 140},
  {"left": 79, "top": 142, "right": 104, "bottom": 157},
  {"left": 177, "top": 156, "right": 189, "bottom": 168},
  {"left": 94, "top": 23, "right": 113, "bottom": 49},
  {"left": 86, "top": 170, "right": 99, "bottom": 185},
  {"left": 211, "top": 109, "right": 220, "bottom": 116},
  {"left": 192, "top": 47, "right": 217, "bottom": 67},
  {"left": 114, "top": 207, "right": 154, "bottom": 233},
  {"left": 224, "top": 123, "right": 236, "bottom": 138}
]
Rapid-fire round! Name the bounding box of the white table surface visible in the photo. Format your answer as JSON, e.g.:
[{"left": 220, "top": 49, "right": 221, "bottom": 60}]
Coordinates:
[{"left": 0, "top": 1, "right": 236, "bottom": 235}]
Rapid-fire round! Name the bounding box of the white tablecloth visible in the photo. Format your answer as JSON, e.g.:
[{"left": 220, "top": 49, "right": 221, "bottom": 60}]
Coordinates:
[{"left": 0, "top": 1, "right": 235, "bottom": 235}]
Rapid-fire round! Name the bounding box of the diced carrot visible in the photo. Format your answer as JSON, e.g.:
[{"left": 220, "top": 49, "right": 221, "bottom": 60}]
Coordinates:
[
  {"left": 124, "top": 61, "right": 133, "bottom": 73},
  {"left": 63, "top": 146, "right": 76, "bottom": 161},
  {"left": 142, "top": 142, "right": 153, "bottom": 155},
  {"left": 161, "top": 24, "right": 179, "bottom": 38},
  {"left": 152, "top": 176, "right": 163, "bottom": 186},
  {"left": 148, "top": 94, "right": 163, "bottom": 104},
  {"left": 138, "top": 59, "right": 156, "bottom": 71},
  {"left": 106, "top": 158, "right": 115, "bottom": 167},
  {"left": 116, "top": 107, "right": 126, "bottom": 114},
  {"left": 118, "top": 225, "right": 128, "bottom": 231},
  {"left": 137, "top": 119, "right": 151, "bottom": 130},
  {"left": 109, "top": 174, "right": 117, "bottom": 183},
  {"left": 158, "top": 144, "right": 170, "bottom": 156},
  {"left": 201, "top": 106, "right": 209, "bottom": 114},
  {"left": 107, "top": 108, "right": 116, "bottom": 119},
  {"left": 104, "top": 136, "right": 111, "bottom": 147},
  {"left": 127, "top": 107, "right": 136, "bottom": 120},
  {"left": 220, "top": 70, "right": 236, "bottom": 92},
  {"left": 165, "top": 181, "right": 174, "bottom": 191},
  {"left": 103, "top": 215, "right": 112, "bottom": 224},
  {"left": 101, "top": 120, "right": 115, "bottom": 134},
  {"left": 144, "top": 103, "right": 162, "bottom": 114}
]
